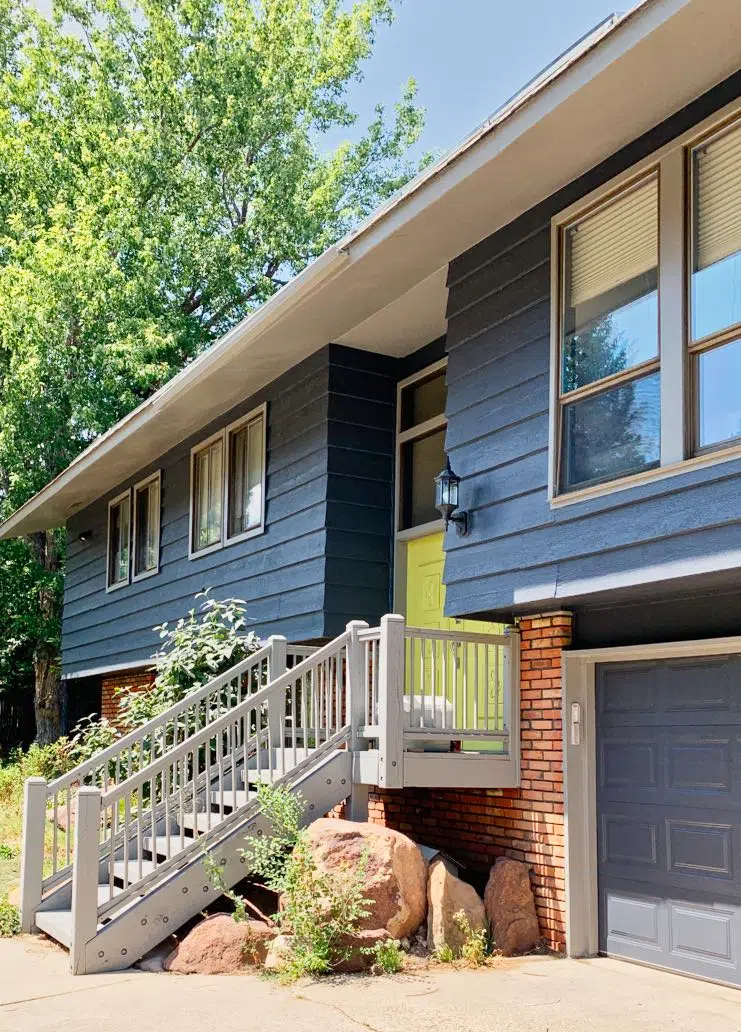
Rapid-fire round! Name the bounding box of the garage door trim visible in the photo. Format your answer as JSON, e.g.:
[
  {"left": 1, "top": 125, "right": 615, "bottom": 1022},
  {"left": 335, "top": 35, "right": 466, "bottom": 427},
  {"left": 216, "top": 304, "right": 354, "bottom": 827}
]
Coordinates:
[{"left": 562, "top": 635, "right": 741, "bottom": 964}]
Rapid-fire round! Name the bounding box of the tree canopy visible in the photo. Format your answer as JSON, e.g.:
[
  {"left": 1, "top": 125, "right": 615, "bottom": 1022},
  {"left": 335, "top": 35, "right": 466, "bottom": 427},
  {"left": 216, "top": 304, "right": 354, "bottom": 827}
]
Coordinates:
[{"left": 0, "top": 0, "right": 426, "bottom": 737}]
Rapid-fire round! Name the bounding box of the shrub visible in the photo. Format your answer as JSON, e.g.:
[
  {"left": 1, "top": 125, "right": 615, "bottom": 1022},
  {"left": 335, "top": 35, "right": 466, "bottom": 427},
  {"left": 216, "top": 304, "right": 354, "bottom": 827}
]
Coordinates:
[
  {"left": 0, "top": 898, "right": 20, "bottom": 938},
  {"left": 454, "top": 910, "right": 488, "bottom": 967},
  {"left": 364, "top": 937, "right": 405, "bottom": 974},
  {"left": 206, "top": 784, "right": 374, "bottom": 981},
  {"left": 0, "top": 844, "right": 17, "bottom": 860}
]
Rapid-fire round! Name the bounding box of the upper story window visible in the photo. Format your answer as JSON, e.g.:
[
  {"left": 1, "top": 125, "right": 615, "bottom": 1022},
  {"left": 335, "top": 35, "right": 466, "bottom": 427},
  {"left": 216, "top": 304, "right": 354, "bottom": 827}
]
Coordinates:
[
  {"left": 551, "top": 103, "right": 741, "bottom": 503},
  {"left": 691, "top": 120, "right": 741, "bottom": 450},
  {"left": 189, "top": 403, "right": 267, "bottom": 558},
  {"left": 133, "top": 472, "right": 161, "bottom": 580},
  {"left": 558, "top": 175, "right": 660, "bottom": 493},
  {"left": 191, "top": 434, "right": 224, "bottom": 555},
  {"left": 397, "top": 361, "right": 447, "bottom": 531},
  {"left": 227, "top": 410, "right": 266, "bottom": 541},
  {"left": 107, "top": 490, "right": 131, "bottom": 590}
]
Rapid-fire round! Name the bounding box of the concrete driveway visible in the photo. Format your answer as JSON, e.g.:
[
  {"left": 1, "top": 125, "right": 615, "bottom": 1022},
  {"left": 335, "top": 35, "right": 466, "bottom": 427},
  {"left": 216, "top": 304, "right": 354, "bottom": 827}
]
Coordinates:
[{"left": 2, "top": 935, "right": 741, "bottom": 1032}]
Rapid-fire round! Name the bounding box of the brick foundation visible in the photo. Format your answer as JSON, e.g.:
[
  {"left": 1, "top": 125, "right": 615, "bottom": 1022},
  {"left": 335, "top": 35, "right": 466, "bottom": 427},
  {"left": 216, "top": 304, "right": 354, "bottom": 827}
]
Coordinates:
[
  {"left": 101, "top": 668, "right": 155, "bottom": 728},
  {"left": 368, "top": 611, "right": 572, "bottom": 952}
]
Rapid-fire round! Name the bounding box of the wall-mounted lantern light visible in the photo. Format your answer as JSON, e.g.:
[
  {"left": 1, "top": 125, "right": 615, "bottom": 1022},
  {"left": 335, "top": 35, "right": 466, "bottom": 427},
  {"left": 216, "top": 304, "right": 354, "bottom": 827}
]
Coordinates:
[{"left": 435, "top": 457, "right": 469, "bottom": 536}]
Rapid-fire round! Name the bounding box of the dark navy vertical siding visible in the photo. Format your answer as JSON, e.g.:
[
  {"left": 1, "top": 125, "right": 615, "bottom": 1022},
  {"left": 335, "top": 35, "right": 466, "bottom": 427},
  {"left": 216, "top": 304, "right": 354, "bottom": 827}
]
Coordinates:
[{"left": 442, "top": 71, "right": 741, "bottom": 622}]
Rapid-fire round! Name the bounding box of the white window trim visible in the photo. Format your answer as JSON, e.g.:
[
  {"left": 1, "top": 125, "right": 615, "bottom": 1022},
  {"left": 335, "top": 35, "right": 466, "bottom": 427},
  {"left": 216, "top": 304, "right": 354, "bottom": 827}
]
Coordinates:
[
  {"left": 548, "top": 93, "right": 741, "bottom": 508},
  {"left": 132, "top": 470, "right": 162, "bottom": 583},
  {"left": 188, "top": 429, "right": 226, "bottom": 560},
  {"left": 392, "top": 358, "right": 447, "bottom": 611},
  {"left": 106, "top": 489, "right": 131, "bottom": 593},
  {"left": 188, "top": 402, "right": 268, "bottom": 560},
  {"left": 224, "top": 403, "right": 267, "bottom": 545}
]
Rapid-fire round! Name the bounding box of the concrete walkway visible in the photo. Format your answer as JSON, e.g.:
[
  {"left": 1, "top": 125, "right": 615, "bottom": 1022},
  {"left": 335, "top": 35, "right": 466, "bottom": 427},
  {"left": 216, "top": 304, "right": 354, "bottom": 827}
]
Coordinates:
[{"left": 2, "top": 935, "right": 741, "bottom": 1032}]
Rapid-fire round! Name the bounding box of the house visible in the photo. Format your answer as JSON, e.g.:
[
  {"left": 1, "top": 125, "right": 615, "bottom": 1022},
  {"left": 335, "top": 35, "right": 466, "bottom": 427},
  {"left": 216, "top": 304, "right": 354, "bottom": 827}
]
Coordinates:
[{"left": 6, "top": 0, "right": 741, "bottom": 985}]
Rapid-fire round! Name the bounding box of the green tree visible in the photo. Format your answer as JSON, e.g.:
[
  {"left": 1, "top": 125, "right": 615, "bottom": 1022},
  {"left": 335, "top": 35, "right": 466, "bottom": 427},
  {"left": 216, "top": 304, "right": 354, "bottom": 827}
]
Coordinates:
[{"left": 0, "top": 0, "right": 426, "bottom": 742}]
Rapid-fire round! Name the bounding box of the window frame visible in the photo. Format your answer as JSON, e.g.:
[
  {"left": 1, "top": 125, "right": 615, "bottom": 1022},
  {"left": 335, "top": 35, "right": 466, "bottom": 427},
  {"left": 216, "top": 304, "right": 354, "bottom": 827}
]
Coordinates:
[
  {"left": 224, "top": 403, "right": 267, "bottom": 545},
  {"left": 188, "top": 403, "right": 268, "bottom": 560},
  {"left": 554, "top": 168, "right": 662, "bottom": 495},
  {"left": 132, "top": 470, "right": 162, "bottom": 583},
  {"left": 106, "top": 489, "right": 132, "bottom": 593},
  {"left": 188, "top": 429, "right": 227, "bottom": 559},
  {"left": 549, "top": 95, "right": 741, "bottom": 507}
]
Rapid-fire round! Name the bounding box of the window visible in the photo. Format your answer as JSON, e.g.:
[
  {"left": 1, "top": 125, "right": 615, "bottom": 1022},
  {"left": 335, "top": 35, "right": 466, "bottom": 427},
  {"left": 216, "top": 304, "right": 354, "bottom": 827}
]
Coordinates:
[
  {"left": 189, "top": 404, "right": 267, "bottom": 558},
  {"left": 133, "top": 472, "right": 161, "bottom": 580},
  {"left": 226, "top": 410, "right": 266, "bottom": 541},
  {"left": 557, "top": 175, "right": 661, "bottom": 493},
  {"left": 397, "top": 363, "right": 447, "bottom": 530},
  {"left": 690, "top": 120, "right": 741, "bottom": 450},
  {"left": 107, "top": 491, "right": 131, "bottom": 590},
  {"left": 191, "top": 434, "right": 224, "bottom": 555}
]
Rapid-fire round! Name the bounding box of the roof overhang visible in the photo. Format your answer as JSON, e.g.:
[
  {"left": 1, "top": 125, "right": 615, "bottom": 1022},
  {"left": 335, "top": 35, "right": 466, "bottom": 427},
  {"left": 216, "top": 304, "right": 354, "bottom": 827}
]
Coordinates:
[{"left": 4, "top": 0, "right": 741, "bottom": 537}]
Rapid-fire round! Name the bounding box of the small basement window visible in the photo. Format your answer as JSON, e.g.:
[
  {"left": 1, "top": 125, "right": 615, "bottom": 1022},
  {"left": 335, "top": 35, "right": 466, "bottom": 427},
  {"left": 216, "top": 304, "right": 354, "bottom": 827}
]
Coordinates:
[
  {"left": 107, "top": 490, "right": 131, "bottom": 590},
  {"left": 133, "top": 472, "right": 161, "bottom": 580}
]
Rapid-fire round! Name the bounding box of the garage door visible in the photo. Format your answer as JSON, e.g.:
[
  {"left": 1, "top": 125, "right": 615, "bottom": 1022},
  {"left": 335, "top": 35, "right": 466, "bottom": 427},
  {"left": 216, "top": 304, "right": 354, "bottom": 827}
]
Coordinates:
[{"left": 597, "top": 655, "right": 741, "bottom": 986}]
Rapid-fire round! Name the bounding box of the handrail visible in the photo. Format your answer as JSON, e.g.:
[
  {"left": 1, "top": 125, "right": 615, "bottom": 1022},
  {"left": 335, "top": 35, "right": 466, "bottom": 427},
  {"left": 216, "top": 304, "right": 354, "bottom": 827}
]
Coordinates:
[
  {"left": 101, "top": 630, "right": 351, "bottom": 806},
  {"left": 47, "top": 641, "right": 277, "bottom": 795},
  {"left": 404, "top": 625, "right": 511, "bottom": 645}
]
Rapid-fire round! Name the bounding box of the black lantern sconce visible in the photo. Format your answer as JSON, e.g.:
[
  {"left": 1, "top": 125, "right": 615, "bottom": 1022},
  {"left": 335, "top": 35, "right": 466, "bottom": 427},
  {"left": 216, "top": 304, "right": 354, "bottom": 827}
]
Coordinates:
[{"left": 435, "top": 457, "right": 469, "bottom": 536}]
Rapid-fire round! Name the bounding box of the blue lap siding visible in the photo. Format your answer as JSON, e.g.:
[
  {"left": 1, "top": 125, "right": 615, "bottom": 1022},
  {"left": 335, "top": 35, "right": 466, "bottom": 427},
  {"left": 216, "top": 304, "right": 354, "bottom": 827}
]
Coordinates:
[
  {"left": 62, "top": 344, "right": 397, "bottom": 677},
  {"left": 442, "top": 70, "right": 741, "bottom": 629}
]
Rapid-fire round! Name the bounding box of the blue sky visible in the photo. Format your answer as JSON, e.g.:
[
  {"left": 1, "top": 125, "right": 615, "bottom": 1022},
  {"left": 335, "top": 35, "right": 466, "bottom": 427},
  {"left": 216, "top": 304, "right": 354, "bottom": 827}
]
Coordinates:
[{"left": 341, "top": 0, "right": 622, "bottom": 156}]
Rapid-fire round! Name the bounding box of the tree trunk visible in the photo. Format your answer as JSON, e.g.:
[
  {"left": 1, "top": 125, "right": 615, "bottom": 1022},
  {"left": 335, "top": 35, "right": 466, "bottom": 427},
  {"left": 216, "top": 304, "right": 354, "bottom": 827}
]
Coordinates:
[
  {"left": 34, "top": 642, "right": 63, "bottom": 745},
  {"left": 28, "top": 529, "right": 65, "bottom": 745}
]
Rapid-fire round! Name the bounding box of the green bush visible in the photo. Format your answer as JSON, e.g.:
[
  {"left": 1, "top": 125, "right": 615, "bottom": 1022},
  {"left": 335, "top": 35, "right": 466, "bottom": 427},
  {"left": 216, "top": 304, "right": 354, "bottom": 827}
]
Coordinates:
[
  {"left": 207, "top": 784, "right": 374, "bottom": 981},
  {"left": 364, "top": 937, "right": 405, "bottom": 974},
  {"left": 0, "top": 898, "right": 20, "bottom": 937}
]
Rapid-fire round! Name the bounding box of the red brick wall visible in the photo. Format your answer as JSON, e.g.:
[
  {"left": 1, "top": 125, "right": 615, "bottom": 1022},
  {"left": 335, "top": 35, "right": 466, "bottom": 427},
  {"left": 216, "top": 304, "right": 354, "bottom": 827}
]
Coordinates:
[
  {"left": 101, "top": 669, "right": 155, "bottom": 728},
  {"left": 368, "top": 611, "right": 572, "bottom": 953}
]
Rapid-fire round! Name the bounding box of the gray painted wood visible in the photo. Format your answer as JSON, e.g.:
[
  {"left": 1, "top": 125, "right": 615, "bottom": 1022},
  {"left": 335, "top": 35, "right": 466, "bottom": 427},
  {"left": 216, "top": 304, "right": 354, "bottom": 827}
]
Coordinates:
[{"left": 442, "top": 70, "right": 741, "bottom": 624}]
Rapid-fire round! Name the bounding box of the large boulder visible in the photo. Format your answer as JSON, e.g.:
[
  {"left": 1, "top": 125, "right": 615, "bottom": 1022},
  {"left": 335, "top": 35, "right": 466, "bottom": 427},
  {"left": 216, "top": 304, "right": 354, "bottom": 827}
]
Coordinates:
[
  {"left": 484, "top": 857, "right": 540, "bottom": 956},
  {"left": 305, "top": 819, "right": 428, "bottom": 938},
  {"left": 426, "top": 858, "right": 486, "bottom": 953},
  {"left": 164, "top": 914, "right": 277, "bottom": 973}
]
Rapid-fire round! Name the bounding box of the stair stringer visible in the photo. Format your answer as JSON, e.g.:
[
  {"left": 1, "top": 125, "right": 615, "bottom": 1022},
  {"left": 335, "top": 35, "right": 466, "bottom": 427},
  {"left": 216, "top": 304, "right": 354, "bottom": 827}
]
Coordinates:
[{"left": 80, "top": 748, "right": 352, "bottom": 975}]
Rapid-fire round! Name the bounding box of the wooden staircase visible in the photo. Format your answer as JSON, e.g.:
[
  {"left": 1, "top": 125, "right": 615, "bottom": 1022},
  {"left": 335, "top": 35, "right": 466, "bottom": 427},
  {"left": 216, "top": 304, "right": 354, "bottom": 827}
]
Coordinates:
[{"left": 20, "top": 616, "right": 518, "bottom": 973}]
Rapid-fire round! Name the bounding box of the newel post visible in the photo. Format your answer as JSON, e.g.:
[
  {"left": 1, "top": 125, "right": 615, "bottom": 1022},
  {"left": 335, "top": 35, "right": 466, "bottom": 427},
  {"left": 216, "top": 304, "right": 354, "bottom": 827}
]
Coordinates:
[
  {"left": 70, "top": 786, "right": 101, "bottom": 975},
  {"left": 504, "top": 625, "right": 521, "bottom": 772},
  {"left": 378, "top": 614, "right": 405, "bottom": 789},
  {"left": 20, "top": 777, "right": 47, "bottom": 933},
  {"left": 346, "top": 620, "right": 370, "bottom": 820},
  {"left": 267, "top": 635, "right": 287, "bottom": 752}
]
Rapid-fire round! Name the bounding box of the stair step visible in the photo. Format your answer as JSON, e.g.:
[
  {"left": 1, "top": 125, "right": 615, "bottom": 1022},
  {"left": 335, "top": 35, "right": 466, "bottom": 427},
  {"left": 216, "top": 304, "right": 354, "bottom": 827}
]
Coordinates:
[
  {"left": 244, "top": 747, "right": 316, "bottom": 773},
  {"left": 35, "top": 909, "right": 73, "bottom": 947},
  {"left": 142, "top": 834, "right": 191, "bottom": 859},
  {"left": 112, "top": 858, "right": 158, "bottom": 884},
  {"left": 209, "top": 788, "right": 255, "bottom": 811},
  {"left": 178, "top": 809, "right": 227, "bottom": 834}
]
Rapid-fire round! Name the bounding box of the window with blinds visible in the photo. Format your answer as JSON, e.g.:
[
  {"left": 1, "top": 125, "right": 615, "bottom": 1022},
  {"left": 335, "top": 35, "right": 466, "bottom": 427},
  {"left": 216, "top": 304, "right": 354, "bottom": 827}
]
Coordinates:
[
  {"left": 558, "top": 174, "right": 661, "bottom": 492},
  {"left": 227, "top": 412, "right": 265, "bottom": 540},
  {"left": 692, "top": 121, "right": 741, "bottom": 342}
]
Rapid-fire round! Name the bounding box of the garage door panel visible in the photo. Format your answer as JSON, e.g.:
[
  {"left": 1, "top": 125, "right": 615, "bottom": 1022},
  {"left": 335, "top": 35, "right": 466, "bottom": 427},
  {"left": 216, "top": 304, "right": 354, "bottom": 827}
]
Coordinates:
[
  {"left": 597, "top": 656, "right": 741, "bottom": 986},
  {"left": 598, "top": 656, "right": 741, "bottom": 727}
]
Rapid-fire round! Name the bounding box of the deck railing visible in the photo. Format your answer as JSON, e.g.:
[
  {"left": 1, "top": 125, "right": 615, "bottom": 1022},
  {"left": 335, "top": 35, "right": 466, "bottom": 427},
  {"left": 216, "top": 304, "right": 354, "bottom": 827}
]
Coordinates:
[{"left": 33, "top": 636, "right": 289, "bottom": 899}]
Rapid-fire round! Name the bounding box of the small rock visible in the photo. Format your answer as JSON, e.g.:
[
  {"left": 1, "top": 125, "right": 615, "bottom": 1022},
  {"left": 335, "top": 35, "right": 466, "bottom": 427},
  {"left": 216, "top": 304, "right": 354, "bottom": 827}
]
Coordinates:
[
  {"left": 305, "top": 819, "right": 428, "bottom": 938},
  {"left": 164, "top": 914, "right": 277, "bottom": 973},
  {"left": 136, "top": 942, "right": 173, "bottom": 973},
  {"left": 426, "top": 858, "right": 486, "bottom": 953},
  {"left": 484, "top": 857, "right": 540, "bottom": 956},
  {"left": 400, "top": 937, "right": 411, "bottom": 952},
  {"left": 264, "top": 933, "right": 295, "bottom": 972}
]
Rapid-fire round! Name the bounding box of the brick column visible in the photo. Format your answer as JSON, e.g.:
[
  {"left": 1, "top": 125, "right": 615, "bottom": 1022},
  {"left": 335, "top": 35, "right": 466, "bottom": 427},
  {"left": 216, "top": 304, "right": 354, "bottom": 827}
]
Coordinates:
[
  {"left": 367, "top": 610, "right": 573, "bottom": 954},
  {"left": 101, "top": 669, "right": 155, "bottom": 729},
  {"left": 516, "top": 610, "right": 572, "bottom": 951}
]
